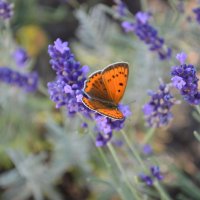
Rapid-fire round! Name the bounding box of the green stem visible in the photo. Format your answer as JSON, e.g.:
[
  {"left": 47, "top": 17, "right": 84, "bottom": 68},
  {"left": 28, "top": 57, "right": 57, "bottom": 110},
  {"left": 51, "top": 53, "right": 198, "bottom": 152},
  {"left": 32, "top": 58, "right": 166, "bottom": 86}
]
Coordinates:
[
  {"left": 107, "top": 143, "right": 141, "bottom": 200},
  {"left": 143, "top": 127, "right": 156, "bottom": 144},
  {"left": 121, "top": 130, "right": 146, "bottom": 170},
  {"left": 38, "top": 83, "right": 49, "bottom": 97},
  {"left": 89, "top": 132, "right": 127, "bottom": 200},
  {"left": 195, "top": 105, "right": 200, "bottom": 115},
  {"left": 154, "top": 181, "right": 171, "bottom": 200}
]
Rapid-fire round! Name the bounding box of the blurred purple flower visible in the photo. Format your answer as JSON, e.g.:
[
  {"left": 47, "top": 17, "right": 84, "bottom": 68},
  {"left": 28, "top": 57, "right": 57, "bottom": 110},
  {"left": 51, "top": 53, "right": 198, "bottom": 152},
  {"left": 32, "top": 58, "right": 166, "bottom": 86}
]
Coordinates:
[
  {"left": 119, "top": 104, "right": 132, "bottom": 118},
  {"left": 142, "top": 144, "right": 153, "bottom": 155},
  {"left": 139, "top": 174, "right": 153, "bottom": 186},
  {"left": 12, "top": 47, "right": 29, "bottom": 67},
  {"left": 121, "top": 21, "right": 135, "bottom": 32},
  {"left": 150, "top": 166, "right": 163, "bottom": 180},
  {"left": 139, "top": 165, "right": 163, "bottom": 186},
  {"left": 171, "top": 53, "right": 200, "bottom": 105},
  {"left": 176, "top": 52, "right": 187, "bottom": 64},
  {"left": 0, "top": 0, "right": 13, "bottom": 20},
  {"left": 114, "top": 0, "right": 127, "bottom": 17},
  {"left": 122, "top": 11, "right": 171, "bottom": 60},
  {"left": 96, "top": 132, "right": 112, "bottom": 147},
  {"left": 143, "top": 83, "right": 176, "bottom": 127},
  {"left": 0, "top": 67, "right": 38, "bottom": 92},
  {"left": 81, "top": 122, "right": 88, "bottom": 128},
  {"left": 135, "top": 11, "right": 150, "bottom": 24},
  {"left": 193, "top": 7, "right": 200, "bottom": 24},
  {"left": 94, "top": 114, "right": 126, "bottom": 147}
]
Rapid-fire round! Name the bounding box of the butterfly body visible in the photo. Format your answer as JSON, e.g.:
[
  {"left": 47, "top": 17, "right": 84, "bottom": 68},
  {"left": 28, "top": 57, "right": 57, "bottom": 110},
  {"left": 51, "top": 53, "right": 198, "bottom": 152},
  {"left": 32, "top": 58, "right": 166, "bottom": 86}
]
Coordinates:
[{"left": 82, "top": 62, "right": 129, "bottom": 120}]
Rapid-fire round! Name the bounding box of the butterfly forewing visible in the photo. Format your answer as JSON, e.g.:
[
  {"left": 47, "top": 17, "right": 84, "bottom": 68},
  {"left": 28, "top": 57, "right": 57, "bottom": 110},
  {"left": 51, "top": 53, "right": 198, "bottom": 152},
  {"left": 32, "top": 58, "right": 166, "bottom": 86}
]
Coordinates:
[
  {"left": 102, "top": 62, "right": 129, "bottom": 105},
  {"left": 83, "top": 71, "right": 113, "bottom": 103},
  {"left": 82, "top": 97, "right": 124, "bottom": 119}
]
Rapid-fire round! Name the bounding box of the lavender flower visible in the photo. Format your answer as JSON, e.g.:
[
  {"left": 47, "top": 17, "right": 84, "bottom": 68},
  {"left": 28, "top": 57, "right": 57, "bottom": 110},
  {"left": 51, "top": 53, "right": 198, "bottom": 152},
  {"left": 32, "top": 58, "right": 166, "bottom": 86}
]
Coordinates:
[
  {"left": 94, "top": 114, "right": 123, "bottom": 147},
  {"left": 139, "top": 165, "right": 163, "bottom": 186},
  {"left": 81, "top": 122, "right": 88, "bottom": 128},
  {"left": 96, "top": 132, "right": 112, "bottom": 147},
  {"left": 139, "top": 174, "right": 153, "bottom": 186},
  {"left": 0, "top": 67, "right": 38, "bottom": 92},
  {"left": 94, "top": 105, "right": 131, "bottom": 147},
  {"left": 142, "top": 144, "right": 153, "bottom": 155},
  {"left": 193, "top": 7, "right": 200, "bottom": 24},
  {"left": 150, "top": 166, "right": 163, "bottom": 181},
  {"left": 0, "top": 0, "right": 13, "bottom": 20},
  {"left": 143, "top": 83, "right": 176, "bottom": 127},
  {"left": 119, "top": 104, "right": 132, "bottom": 118},
  {"left": 114, "top": 0, "right": 127, "bottom": 17},
  {"left": 12, "top": 47, "right": 29, "bottom": 67},
  {"left": 122, "top": 11, "right": 171, "bottom": 60},
  {"left": 171, "top": 52, "right": 200, "bottom": 105},
  {"left": 47, "top": 38, "right": 90, "bottom": 116}
]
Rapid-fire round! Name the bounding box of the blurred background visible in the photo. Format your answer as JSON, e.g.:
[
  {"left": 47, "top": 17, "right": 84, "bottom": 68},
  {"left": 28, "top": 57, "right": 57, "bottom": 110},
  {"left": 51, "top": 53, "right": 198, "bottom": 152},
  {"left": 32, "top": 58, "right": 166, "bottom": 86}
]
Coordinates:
[{"left": 1, "top": 0, "right": 200, "bottom": 199}]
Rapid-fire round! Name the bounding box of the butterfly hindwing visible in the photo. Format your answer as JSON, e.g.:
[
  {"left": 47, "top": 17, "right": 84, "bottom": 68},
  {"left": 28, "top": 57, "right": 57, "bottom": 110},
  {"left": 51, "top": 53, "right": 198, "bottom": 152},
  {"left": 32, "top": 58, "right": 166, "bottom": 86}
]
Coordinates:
[
  {"left": 83, "top": 71, "right": 113, "bottom": 102},
  {"left": 102, "top": 62, "right": 129, "bottom": 105},
  {"left": 97, "top": 108, "right": 124, "bottom": 119},
  {"left": 82, "top": 97, "right": 124, "bottom": 119}
]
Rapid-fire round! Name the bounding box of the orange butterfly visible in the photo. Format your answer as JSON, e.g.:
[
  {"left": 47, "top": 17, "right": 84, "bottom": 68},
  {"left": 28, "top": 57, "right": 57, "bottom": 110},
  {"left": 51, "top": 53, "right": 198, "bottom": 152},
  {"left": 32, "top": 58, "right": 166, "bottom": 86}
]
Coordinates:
[{"left": 82, "top": 62, "right": 129, "bottom": 120}]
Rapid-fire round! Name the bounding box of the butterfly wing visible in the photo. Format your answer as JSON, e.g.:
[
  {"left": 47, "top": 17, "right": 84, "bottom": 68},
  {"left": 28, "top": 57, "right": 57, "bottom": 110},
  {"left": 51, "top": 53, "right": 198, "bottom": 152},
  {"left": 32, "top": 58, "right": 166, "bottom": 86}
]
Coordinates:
[
  {"left": 83, "top": 71, "right": 113, "bottom": 103},
  {"left": 102, "top": 62, "right": 129, "bottom": 105},
  {"left": 82, "top": 96, "right": 124, "bottom": 120}
]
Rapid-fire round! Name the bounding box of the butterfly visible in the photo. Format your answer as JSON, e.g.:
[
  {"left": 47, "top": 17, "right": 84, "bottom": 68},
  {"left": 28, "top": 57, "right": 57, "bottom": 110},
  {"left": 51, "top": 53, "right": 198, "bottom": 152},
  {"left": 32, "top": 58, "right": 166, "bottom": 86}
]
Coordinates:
[{"left": 82, "top": 62, "right": 129, "bottom": 120}]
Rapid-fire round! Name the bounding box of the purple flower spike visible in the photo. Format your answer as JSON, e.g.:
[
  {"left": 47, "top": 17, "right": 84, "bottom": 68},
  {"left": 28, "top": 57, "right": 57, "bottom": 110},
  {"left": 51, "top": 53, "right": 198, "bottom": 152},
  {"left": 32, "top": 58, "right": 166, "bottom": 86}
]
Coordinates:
[
  {"left": 94, "top": 113, "right": 127, "bottom": 147},
  {"left": 176, "top": 52, "right": 187, "bottom": 64},
  {"left": 121, "top": 21, "right": 135, "bottom": 32},
  {"left": 150, "top": 166, "right": 163, "bottom": 181},
  {"left": 171, "top": 53, "right": 200, "bottom": 105},
  {"left": 0, "top": 67, "right": 38, "bottom": 92},
  {"left": 135, "top": 11, "right": 150, "bottom": 24},
  {"left": 121, "top": 11, "right": 171, "bottom": 60},
  {"left": 0, "top": 0, "right": 13, "bottom": 20},
  {"left": 140, "top": 174, "right": 153, "bottom": 186},
  {"left": 143, "top": 83, "right": 177, "bottom": 127},
  {"left": 118, "top": 104, "right": 132, "bottom": 118},
  {"left": 95, "top": 132, "right": 112, "bottom": 147},
  {"left": 114, "top": 0, "right": 127, "bottom": 17},
  {"left": 54, "top": 38, "right": 69, "bottom": 54},
  {"left": 142, "top": 103, "right": 154, "bottom": 116},
  {"left": 12, "top": 48, "right": 29, "bottom": 67},
  {"left": 81, "top": 122, "right": 88, "bottom": 128},
  {"left": 193, "top": 7, "right": 200, "bottom": 24},
  {"left": 142, "top": 144, "right": 153, "bottom": 155},
  {"left": 47, "top": 38, "right": 90, "bottom": 116}
]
